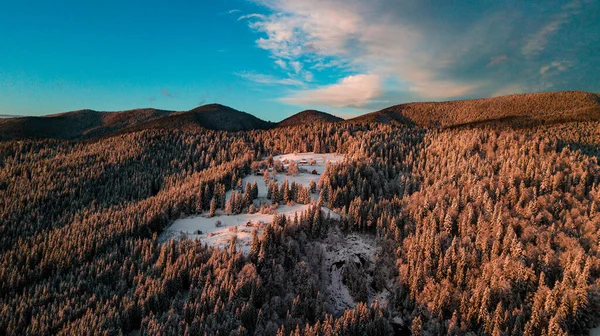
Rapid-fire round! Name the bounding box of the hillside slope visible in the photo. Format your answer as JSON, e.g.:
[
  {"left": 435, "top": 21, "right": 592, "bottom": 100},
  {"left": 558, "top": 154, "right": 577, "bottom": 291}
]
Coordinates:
[
  {"left": 350, "top": 91, "right": 600, "bottom": 128},
  {"left": 0, "top": 104, "right": 273, "bottom": 140},
  {"left": 3, "top": 91, "right": 599, "bottom": 140},
  {"left": 0, "top": 108, "right": 175, "bottom": 140},
  {"left": 276, "top": 110, "right": 343, "bottom": 127},
  {"left": 121, "top": 104, "right": 274, "bottom": 133}
]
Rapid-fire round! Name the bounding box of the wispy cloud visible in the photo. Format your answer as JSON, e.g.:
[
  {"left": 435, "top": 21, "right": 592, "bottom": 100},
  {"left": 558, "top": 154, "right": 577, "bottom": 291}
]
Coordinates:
[
  {"left": 198, "top": 92, "right": 209, "bottom": 106},
  {"left": 238, "top": 13, "right": 266, "bottom": 21},
  {"left": 240, "top": 0, "right": 598, "bottom": 107},
  {"left": 161, "top": 88, "right": 174, "bottom": 98},
  {"left": 487, "top": 55, "right": 509, "bottom": 67},
  {"left": 275, "top": 59, "right": 287, "bottom": 69},
  {"left": 236, "top": 71, "right": 305, "bottom": 86},
  {"left": 522, "top": 1, "right": 581, "bottom": 57},
  {"left": 540, "top": 61, "right": 573, "bottom": 75}
]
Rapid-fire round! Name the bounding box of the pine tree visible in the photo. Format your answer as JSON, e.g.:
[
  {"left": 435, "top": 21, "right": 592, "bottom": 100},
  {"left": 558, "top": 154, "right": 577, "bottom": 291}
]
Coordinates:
[
  {"left": 309, "top": 180, "right": 317, "bottom": 194},
  {"left": 209, "top": 197, "right": 217, "bottom": 217},
  {"left": 412, "top": 315, "right": 423, "bottom": 336},
  {"left": 250, "top": 229, "right": 260, "bottom": 262},
  {"left": 251, "top": 181, "right": 259, "bottom": 199}
]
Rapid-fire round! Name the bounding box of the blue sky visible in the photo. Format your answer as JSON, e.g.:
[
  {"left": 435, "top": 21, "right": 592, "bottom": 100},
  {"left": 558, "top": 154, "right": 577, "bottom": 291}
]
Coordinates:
[{"left": 1, "top": 0, "right": 599, "bottom": 120}]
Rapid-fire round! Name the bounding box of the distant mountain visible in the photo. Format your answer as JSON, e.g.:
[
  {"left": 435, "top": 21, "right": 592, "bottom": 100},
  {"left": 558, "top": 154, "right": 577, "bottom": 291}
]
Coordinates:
[
  {"left": 121, "top": 104, "right": 274, "bottom": 134},
  {"left": 0, "top": 108, "right": 176, "bottom": 141},
  {"left": 2, "top": 91, "right": 599, "bottom": 141},
  {"left": 0, "top": 114, "right": 21, "bottom": 119},
  {"left": 276, "top": 110, "right": 343, "bottom": 127},
  {"left": 349, "top": 91, "right": 600, "bottom": 128},
  {"left": 0, "top": 104, "right": 273, "bottom": 140}
]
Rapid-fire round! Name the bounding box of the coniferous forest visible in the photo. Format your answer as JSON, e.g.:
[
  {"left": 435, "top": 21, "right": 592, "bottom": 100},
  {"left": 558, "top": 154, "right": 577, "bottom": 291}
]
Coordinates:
[{"left": 1, "top": 95, "right": 600, "bottom": 335}]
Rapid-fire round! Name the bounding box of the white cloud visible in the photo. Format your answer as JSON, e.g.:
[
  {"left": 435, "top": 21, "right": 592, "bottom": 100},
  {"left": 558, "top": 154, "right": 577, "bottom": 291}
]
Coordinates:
[
  {"left": 239, "top": 0, "right": 595, "bottom": 107},
  {"left": 240, "top": 0, "right": 486, "bottom": 105},
  {"left": 274, "top": 59, "right": 287, "bottom": 69},
  {"left": 236, "top": 72, "right": 304, "bottom": 86},
  {"left": 238, "top": 13, "right": 266, "bottom": 21},
  {"left": 290, "top": 61, "right": 302, "bottom": 73},
  {"left": 303, "top": 72, "right": 313, "bottom": 82},
  {"left": 540, "top": 61, "right": 572, "bottom": 75},
  {"left": 280, "top": 74, "right": 381, "bottom": 107}
]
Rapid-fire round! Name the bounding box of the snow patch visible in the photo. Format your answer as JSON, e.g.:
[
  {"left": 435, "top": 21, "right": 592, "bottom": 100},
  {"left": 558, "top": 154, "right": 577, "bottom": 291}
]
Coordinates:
[
  {"left": 316, "top": 230, "right": 387, "bottom": 315},
  {"left": 160, "top": 153, "right": 345, "bottom": 253},
  {"left": 273, "top": 152, "right": 345, "bottom": 175},
  {"left": 225, "top": 152, "right": 345, "bottom": 204},
  {"left": 159, "top": 204, "right": 338, "bottom": 254}
]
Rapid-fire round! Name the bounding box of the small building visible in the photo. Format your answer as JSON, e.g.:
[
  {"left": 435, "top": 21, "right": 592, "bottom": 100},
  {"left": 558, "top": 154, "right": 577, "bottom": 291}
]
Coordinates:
[{"left": 311, "top": 169, "right": 318, "bottom": 175}]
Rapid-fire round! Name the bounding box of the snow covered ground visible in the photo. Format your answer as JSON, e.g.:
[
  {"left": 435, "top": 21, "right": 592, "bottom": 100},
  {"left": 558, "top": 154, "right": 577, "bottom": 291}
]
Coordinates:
[
  {"left": 591, "top": 327, "right": 600, "bottom": 336},
  {"left": 160, "top": 152, "right": 345, "bottom": 253},
  {"left": 273, "top": 152, "right": 345, "bottom": 175},
  {"left": 225, "top": 152, "right": 345, "bottom": 204},
  {"left": 315, "top": 230, "right": 387, "bottom": 315},
  {"left": 159, "top": 204, "right": 339, "bottom": 254}
]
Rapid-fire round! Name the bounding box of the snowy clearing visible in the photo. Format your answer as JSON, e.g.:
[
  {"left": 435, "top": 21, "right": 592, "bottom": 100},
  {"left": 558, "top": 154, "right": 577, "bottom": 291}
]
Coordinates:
[
  {"left": 273, "top": 152, "right": 345, "bottom": 175},
  {"left": 161, "top": 153, "right": 345, "bottom": 253},
  {"left": 159, "top": 204, "right": 339, "bottom": 254},
  {"left": 225, "top": 152, "right": 345, "bottom": 203}
]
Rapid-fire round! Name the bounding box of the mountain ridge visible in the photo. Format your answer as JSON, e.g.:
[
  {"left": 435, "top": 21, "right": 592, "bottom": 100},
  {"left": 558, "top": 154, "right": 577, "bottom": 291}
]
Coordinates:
[
  {"left": 1, "top": 90, "right": 599, "bottom": 140},
  {"left": 0, "top": 108, "right": 176, "bottom": 140},
  {"left": 119, "top": 103, "right": 274, "bottom": 134},
  {"left": 349, "top": 90, "right": 600, "bottom": 128},
  {"left": 276, "top": 110, "right": 343, "bottom": 128}
]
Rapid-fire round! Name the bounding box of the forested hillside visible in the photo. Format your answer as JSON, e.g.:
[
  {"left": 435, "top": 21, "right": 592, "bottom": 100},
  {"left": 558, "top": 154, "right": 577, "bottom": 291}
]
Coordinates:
[
  {"left": 0, "top": 108, "right": 176, "bottom": 141},
  {"left": 0, "top": 104, "right": 272, "bottom": 141},
  {"left": 1, "top": 105, "right": 599, "bottom": 335},
  {"left": 3, "top": 91, "right": 599, "bottom": 142},
  {"left": 276, "top": 110, "right": 343, "bottom": 128},
  {"left": 351, "top": 91, "right": 600, "bottom": 128}
]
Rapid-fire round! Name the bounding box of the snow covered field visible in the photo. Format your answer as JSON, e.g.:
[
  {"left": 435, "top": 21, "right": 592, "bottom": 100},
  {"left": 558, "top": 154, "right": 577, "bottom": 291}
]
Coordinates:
[
  {"left": 159, "top": 204, "right": 339, "bottom": 253},
  {"left": 160, "top": 152, "right": 345, "bottom": 253},
  {"left": 224, "top": 152, "right": 345, "bottom": 204},
  {"left": 273, "top": 152, "right": 345, "bottom": 175}
]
